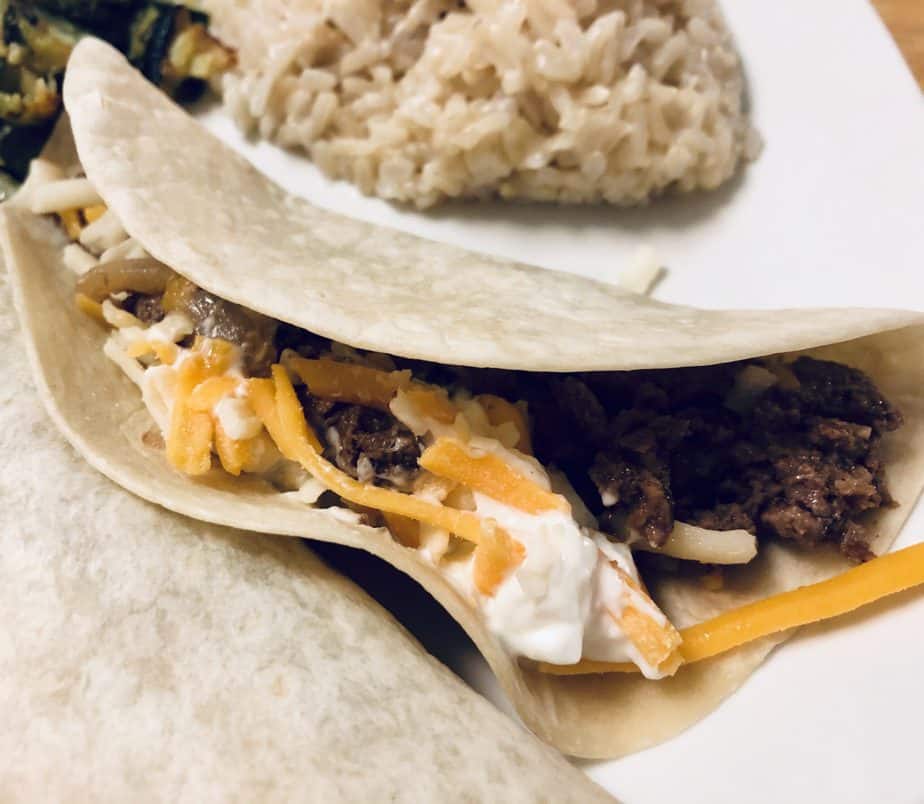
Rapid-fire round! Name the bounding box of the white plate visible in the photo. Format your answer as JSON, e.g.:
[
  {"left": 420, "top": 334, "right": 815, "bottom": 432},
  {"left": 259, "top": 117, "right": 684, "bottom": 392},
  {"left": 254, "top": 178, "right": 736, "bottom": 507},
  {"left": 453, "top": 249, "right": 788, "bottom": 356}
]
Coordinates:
[{"left": 199, "top": 1, "right": 924, "bottom": 800}]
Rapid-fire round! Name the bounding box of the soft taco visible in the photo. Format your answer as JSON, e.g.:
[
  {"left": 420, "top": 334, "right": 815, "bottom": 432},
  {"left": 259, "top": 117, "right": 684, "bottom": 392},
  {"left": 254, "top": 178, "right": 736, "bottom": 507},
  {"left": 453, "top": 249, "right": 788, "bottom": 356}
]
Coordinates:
[
  {"left": 0, "top": 152, "right": 613, "bottom": 803},
  {"left": 4, "top": 38, "right": 924, "bottom": 760}
]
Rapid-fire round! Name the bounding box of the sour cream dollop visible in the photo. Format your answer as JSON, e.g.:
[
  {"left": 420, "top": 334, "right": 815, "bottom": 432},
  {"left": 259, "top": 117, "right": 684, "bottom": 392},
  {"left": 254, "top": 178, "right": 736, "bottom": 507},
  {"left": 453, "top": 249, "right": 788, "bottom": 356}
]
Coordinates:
[
  {"left": 449, "top": 494, "right": 669, "bottom": 678},
  {"left": 476, "top": 494, "right": 598, "bottom": 665}
]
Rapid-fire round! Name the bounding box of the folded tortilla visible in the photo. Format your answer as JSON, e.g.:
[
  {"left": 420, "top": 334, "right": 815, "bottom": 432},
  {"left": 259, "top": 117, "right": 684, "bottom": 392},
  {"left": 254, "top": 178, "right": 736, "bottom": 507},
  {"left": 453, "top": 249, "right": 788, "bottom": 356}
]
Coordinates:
[
  {"left": 5, "top": 38, "right": 924, "bottom": 760},
  {"left": 0, "top": 158, "right": 612, "bottom": 804}
]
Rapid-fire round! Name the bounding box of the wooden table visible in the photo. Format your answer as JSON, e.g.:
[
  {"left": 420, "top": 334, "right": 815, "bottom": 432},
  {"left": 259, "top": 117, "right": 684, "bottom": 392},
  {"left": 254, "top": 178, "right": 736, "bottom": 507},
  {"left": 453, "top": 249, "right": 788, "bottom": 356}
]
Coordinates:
[{"left": 872, "top": 0, "right": 924, "bottom": 87}]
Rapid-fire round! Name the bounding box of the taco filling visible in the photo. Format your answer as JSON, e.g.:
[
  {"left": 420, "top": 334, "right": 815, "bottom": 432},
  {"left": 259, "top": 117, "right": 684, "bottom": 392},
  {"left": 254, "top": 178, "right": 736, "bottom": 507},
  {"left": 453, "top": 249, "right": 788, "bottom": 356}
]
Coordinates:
[{"left": 36, "top": 173, "right": 912, "bottom": 679}]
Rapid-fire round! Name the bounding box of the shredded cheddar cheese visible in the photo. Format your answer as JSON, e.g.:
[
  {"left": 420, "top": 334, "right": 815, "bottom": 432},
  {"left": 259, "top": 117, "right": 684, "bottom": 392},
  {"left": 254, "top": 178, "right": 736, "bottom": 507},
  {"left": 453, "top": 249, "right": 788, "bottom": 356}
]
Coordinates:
[
  {"left": 82, "top": 204, "right": 107, "bottom": 224},
  {"left": 609, "top": 564, "right": 682, "bottom": 671},
  {"left": 382, "top": 511, "right": 421, "bottom": 548},
  {"left": 615, "top": 605, "right": 682, "bottom": 672},
  {"left": 248, "top": 373, "right": 322, "bottom": 454},
  {"left": 198, "top": 338, "right": 238, "bottom": 373},
  {"left": 59, "top": 209, "right": 82, "bottom": 239},
  {"left": 473, "top": 518, "right": 527, "bottom": 595},
  {"left": 288, "top": 356, "right": 411, "bottom": 410},
  {"left": 420, "top": 438, "right": 570, "bottom": 515},
  {"left": 165, "top": 354, "right": 216, "bottom": 476},
  {"left": 75, "top": 293, "right": 105, "bottom": 323},
  {"left": 187, "top": 376, "right": 240, "bottom": 412},
  {"left": 214, "top": 419, "right": 251, "bottom": 476},
  {"left": 538, "top": 542, "right": 924, "bottom": 675},
  {"left": 476, "top": 394, "right": 532, "bottom": 453},
  {"left": 401, "top": 385, "right": 457, "bottom": 425}
]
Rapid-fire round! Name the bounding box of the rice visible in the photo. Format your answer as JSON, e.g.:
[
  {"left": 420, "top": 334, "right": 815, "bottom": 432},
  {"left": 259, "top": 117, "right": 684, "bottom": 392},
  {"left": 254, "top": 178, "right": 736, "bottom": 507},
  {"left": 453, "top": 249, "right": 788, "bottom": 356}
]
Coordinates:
[{"left": 206, "top": 0, "right": 760, "bottom": 208}]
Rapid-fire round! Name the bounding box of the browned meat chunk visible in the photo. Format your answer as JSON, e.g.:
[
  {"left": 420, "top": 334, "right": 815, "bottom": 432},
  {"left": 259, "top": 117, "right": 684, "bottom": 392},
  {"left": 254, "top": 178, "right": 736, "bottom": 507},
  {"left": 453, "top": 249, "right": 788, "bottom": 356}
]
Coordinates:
[
  {"left": 754, "top": 451, "right": 882, "bottom": 543},
  {"left": 807, "top": 418, "right": 873, "bottom": 457},
  {"left": 302, "top": 392, "right": 421, "bottom": 491},
  {"left": 591, "top": 454, "right": 674, "bottom": 546},
  {"left": 789, "top": 357, "right": 902, "bottom": 433},
  {"left": 522, "top": 357, "right": 901, "bottom": 561},
  {"left": 690, "top": 503, "right": 754, "bottom": 533}
]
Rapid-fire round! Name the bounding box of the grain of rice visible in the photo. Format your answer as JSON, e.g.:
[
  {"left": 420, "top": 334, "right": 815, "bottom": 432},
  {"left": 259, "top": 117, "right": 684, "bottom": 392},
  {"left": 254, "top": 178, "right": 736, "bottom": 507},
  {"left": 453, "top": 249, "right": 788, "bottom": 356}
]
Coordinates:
[{"left": 206, "top": 0, "right": 758, "bottom": 208}]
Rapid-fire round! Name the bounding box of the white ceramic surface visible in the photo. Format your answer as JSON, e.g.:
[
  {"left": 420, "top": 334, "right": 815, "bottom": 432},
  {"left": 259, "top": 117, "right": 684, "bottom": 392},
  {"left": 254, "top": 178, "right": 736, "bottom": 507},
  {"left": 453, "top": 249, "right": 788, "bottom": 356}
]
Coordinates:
[{"left": 198, "top": 1, "right": 924, "bottom": 800}]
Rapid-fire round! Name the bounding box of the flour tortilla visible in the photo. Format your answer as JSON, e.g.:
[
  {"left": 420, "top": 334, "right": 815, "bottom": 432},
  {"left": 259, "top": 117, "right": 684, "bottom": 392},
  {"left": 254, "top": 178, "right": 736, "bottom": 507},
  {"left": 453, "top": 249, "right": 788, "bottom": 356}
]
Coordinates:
[{"left": 5, "top": 38, "right": 924, "bottom": 760}]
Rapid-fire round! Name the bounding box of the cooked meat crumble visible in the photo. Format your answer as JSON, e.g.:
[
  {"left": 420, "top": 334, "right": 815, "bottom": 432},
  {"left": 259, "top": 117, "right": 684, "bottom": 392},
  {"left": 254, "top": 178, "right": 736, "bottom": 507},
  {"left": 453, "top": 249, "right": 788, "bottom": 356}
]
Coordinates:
[
  {"left": 526, "top": 358, "right": 900, "bottom": 560},
  {"left": 298, "top": 390, "right": 421, "bottom": 491},
  {"left": 290, "top": 332, "right": 900, "bottom": 560}
]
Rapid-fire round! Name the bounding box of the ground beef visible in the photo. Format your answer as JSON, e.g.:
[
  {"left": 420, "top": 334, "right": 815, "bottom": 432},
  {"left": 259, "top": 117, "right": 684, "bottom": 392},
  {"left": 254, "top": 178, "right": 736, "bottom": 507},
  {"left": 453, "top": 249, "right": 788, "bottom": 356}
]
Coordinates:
[
  {"left": 590, "top": 454, "right": 673, "bottom": 546},
  {"left": 297, "top": 386, "right": 420, "bottom": 490},
  {"left": 526, "top": 358, "right": 901, "bottom": 560},
  {"left": 326, "top": 405, "right": 421, "bottom": 490},
  {"left": 789, "top": 357, "right": 902, "bottom": 432}
]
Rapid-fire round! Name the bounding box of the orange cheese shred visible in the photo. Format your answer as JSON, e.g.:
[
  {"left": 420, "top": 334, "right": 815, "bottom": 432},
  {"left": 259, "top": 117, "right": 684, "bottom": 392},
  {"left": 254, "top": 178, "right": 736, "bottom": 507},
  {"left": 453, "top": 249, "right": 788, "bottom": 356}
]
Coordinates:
[
  {"left": 249, "top": 372, "right": 322, "bottom": 454},
  {"left": 213, "top": 420, "right": 250, "bottom": 476},
  {"left": 420, "top": 438, "right": 569, "bottom": 515},
  {"left": 198, "top": 338, "right": 238, "bottom": 373},
  {"left": 382, "top": 512, "right": 421, "bottom": 548},
  {"left": 610, "top": 565, "right": 682, "bottom": 671},
  {"left": 187, "top": 376, "right": 240, "bottom": 412},
  {"left": 165, "top": 354, "right": 215, "bottom": 476},
  {"left": 614, "top": 605, "right": 682, "bottom": 673},
  {"left": 59, "top": 209, "right": 82, "bottom": 239},
  {"left": 82, "top": 203, "right": 107, "bottom": 224},
  {"left": 288, "top": 356, "right": 411, "bottom": 410},
  {"left": 75, "top": 293, "right": 105, "bottom": 324},
  {"left": 476, "top": 394, "right": 532, "bottom": 453},
  {"left": 473, "top": 519, "right": 526, "bottom": 595},
  {"left": 400, "top": 385, "right": 457, "bottom": 425},
  {"left": 161, "top": 274, "right": 197, "bottom": 314},
  {"left": 538, "top": 542, "right": 924, "bottom": 676}
]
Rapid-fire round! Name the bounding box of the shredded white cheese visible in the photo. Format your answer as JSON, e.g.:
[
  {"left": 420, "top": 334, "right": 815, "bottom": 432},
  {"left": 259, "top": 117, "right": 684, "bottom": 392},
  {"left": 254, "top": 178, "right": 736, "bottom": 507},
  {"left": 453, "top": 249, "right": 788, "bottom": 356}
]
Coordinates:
[
  {"left": 140, "top": 364, "right": 177, "bottom": 432},
  {"left": 619, "top": 245, "right": 663, "bottom": 296},
  {"left": 29, "top": 178, "right": 102, "bottom": 214},
  {"left": 110, "top": 312, "right": 195, "bottom": 355},
  {"left": 103, "top": 337, "right": 145, "bottom": 388},
  {"left": 79, "top": 209, "right": 128, "bottom": 255},
  {"left": 102, "top": 300, "right": 142, "bottom": 330},
  {"left": 100, "top": 237, "right": 149, "bottom": 263},
  {"left": 25, "top": 157, "right": 64, "bottom": 186},
  {"left": 63, "top": 243, "right": 98, "bottom": 276}
]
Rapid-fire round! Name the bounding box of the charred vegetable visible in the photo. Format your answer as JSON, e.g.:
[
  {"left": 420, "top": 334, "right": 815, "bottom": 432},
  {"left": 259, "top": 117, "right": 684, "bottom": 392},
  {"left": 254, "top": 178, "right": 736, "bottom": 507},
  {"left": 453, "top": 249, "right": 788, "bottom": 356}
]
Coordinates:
[{"left": 0, "top": 0, "right": 232, "bottom": 188}]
